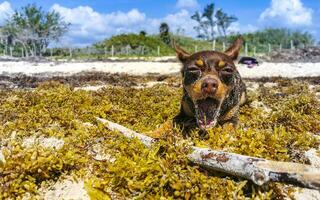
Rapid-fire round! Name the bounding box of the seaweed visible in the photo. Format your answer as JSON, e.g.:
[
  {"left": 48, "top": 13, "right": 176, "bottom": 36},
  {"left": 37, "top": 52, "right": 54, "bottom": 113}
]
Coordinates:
[{"left": 0, "top": 79, "right": 319, "bottom": 199}]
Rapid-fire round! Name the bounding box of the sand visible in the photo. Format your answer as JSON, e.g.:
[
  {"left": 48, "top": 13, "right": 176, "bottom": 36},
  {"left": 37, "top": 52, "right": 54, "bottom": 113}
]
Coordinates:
[{"left": 0, "top": 61, "right": 320, "bottom": 78}]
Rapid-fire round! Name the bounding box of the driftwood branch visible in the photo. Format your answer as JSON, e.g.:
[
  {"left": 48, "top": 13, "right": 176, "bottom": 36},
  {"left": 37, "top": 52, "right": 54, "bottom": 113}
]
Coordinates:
[{"left": 96, "top": 117, "right": 320, "bottom": 190}]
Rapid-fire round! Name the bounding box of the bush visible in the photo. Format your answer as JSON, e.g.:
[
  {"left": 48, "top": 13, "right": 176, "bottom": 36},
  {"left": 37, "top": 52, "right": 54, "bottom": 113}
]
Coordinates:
[
  {"left": 226, "top": 28, "right": 315, "bottom": 52},
  {"left": 96, "top": 34, "right": 174, "bottom": 56}
]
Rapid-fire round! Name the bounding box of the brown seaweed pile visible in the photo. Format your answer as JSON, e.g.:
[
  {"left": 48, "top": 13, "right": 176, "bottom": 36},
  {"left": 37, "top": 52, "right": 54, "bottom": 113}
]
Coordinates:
[
  {"left": 0, "top": 79, "right": 319, "bottom": 199},
  {"left": 263, "top": 47, "right": 320, "bottom": 63},
  {"left": 0, "top": 72, "right": 177, "bottom": 89}
]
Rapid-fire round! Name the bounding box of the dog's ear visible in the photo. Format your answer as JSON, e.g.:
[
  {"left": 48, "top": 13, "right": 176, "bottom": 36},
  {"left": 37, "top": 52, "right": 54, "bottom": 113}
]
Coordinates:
[
  {"left": 173, "top": 40, "right": 191, "bottom": 62},
  {"left": 224, "top": 36, "right": 243, "bottom": 60}
]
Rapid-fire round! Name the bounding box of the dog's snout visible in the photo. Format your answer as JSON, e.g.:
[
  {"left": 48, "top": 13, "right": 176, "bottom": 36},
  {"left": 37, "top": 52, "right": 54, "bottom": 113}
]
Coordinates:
[{"left": 201, "top": 78, "right": 218, "bottom": 94}]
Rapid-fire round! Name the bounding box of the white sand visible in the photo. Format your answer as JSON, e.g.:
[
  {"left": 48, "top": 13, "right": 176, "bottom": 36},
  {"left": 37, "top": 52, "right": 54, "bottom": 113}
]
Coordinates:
[
  {"left": 74, "top": 81, "right": 168, "bottom": 91},
  {"left": 0, "top": 61, "right": 320, "bottom": 78},
  {"left": 305, "top": 149, "right": 320, "bottom": 168},
  {"left": 41, "top": 179, "right": 89, "bottom": 200},
  {"left": 0, "top": 61, "right": 180, "bottom": 76},
  {"left": 293, "top": 188, "right": 320, "bottom": 200},
  {"left": 22, "top": 136, "right": 65, "bottom": 150},
  {"left": 0, "top": 149, "right": 5, "bottom": 163}
]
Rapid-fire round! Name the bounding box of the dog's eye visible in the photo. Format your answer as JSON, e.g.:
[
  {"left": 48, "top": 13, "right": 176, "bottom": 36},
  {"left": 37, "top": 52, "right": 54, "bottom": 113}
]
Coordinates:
[
  {"left": 220, "top": 66, "right": 234, "bottom": 84},
  {"left": 187, "top": 66, "right": 201, "bottom": 72},
  {"left": 221, "top": 67, "right": 234, "bottom": 74}
]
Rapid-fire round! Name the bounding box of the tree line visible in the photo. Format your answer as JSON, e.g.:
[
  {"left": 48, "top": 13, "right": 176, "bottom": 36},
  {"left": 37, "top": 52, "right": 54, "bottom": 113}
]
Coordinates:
[{"left": 0, "top": 3, "right": 316, "bottom": 58}]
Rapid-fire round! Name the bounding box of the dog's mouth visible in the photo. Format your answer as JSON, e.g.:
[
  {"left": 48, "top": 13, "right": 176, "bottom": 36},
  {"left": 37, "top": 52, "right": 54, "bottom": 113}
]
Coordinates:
[{"left": 194, "top": 97, "right": 221, "bottom": 129}]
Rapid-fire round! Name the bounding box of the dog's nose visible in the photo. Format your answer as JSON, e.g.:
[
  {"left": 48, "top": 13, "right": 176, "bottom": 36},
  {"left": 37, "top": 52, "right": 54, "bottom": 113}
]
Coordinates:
[{"left": 201, "top": 78, "right": 218, "bottom": 94}]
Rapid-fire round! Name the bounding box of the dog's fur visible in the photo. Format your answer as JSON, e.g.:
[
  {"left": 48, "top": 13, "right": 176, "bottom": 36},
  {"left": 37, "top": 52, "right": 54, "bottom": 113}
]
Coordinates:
[{"left": 173, "top": 37, "right": 246, "bottom": 134}]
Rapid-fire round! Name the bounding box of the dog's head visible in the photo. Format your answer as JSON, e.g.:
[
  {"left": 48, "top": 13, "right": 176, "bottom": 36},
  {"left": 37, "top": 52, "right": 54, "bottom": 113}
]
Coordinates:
[{"left": 174, "top": 37, "right": 243, "bottom": 129}]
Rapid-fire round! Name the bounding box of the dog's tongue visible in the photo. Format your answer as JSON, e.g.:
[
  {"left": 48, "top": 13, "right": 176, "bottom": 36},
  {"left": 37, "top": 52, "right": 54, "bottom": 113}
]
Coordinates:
[{"left": 196, "top": 98, "right": 220, "bottom": 129}]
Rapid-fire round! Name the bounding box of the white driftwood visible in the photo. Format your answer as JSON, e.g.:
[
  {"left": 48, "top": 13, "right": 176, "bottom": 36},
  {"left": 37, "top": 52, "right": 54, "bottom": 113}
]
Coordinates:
[
  {"left": 96, "top": 117, "right": 320, "bottom": 190},
  {"left": 97, "top": 118, "right": 155, "bottom": 147}
]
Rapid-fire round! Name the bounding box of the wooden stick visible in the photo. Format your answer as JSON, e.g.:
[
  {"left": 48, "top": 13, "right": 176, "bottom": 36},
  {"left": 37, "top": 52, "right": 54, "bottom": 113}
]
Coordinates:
[
  {"left": 98, "top": 118, "right": 155, "bottom": 147},
  {"left": 96, "top": 117, "right": 320, "bottom": 190}
]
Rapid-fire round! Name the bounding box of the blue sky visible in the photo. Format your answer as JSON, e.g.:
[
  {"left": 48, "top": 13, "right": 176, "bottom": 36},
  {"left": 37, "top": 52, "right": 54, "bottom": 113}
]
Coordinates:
[{"left": 0, "top": 0, "right": 319, "bottom": 46}]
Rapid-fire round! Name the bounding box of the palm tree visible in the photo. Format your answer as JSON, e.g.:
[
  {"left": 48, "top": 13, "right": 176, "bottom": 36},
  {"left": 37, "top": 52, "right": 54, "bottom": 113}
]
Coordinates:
[
  {"left": 215, "top": 9, "right": 238, "bottom": 40},
  {"left": 191, "top": 3, "right": 216, "bottom": 41},
  {"left": 191, "top": 3, "right": 238, "bottom": 41},
  {"left": 202, "top": 3, "right": 216, "bottom": 41}
]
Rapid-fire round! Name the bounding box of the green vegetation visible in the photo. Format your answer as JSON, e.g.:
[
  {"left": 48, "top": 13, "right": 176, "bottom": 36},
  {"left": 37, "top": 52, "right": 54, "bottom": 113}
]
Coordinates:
[
  {"left": 0, "top": 79, "right": 319, "bottom": 199},
  {"left": 49, "top": 28, "right": 316, "bottom": 59},
  {"left": 172, "top": 35, "right": 217, "bottom": 53},
  {"left": 94, "top": 33, "right": 223, "bottom": 57},
  {"left": 95, "top": 33, "right": 174, "bottom": 56},
  {"left": 226, "top": 28, "right": 315, "bottom": 53}
]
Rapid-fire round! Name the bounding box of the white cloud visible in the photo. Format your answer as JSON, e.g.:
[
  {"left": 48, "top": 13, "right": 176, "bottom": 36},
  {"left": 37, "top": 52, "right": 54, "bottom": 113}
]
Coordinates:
[
  {"left": 228, "top": 23, "right": 258, "bottom": 34},
  {"left": 51, "top": 4, "right": 198, "bottom": 47},
  {"left": 176, "top": 0, "right": 199, "bottom": 9},
  {"left": 259, "top": 0, "right": 313, "bottom": 26},
  {"left": 161, "top": 9, "right": 197, "bottom": 35},
  {"left": 51, "top": 4, "right": 147, "bottom": 46},
  {"left": 0, "top": 1, "right": 13, "bottom": 25}
]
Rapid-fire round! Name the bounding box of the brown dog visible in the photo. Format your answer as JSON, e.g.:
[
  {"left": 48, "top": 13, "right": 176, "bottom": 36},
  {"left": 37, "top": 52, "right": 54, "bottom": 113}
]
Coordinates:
[{"left": 173, "top": 37, "right": 246, "bottom": 133}]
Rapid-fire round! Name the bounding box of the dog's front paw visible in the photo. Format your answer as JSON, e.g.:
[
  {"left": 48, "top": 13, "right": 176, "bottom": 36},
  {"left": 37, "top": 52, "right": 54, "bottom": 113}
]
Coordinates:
[
  {"left": 148, "top": 121, "right": 173, "bottom": 139},
  {"left": 222, "top": 122, "right": 237, "bottom": 133}
]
